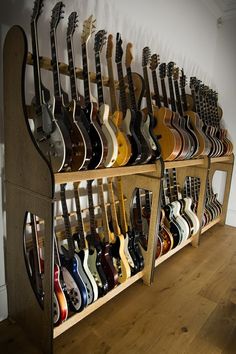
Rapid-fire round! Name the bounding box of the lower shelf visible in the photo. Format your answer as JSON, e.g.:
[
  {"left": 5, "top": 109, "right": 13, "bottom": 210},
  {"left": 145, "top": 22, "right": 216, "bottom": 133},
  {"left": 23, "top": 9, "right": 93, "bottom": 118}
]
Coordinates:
[
  {"left": 155, "top": 237, "right": 194, "bottom": 268},
  {"left": 201, "top": 216, "right": 222, "bottom": 234},
  {"left": 53, "top": 270, "right": 144, "bottom": 338}
]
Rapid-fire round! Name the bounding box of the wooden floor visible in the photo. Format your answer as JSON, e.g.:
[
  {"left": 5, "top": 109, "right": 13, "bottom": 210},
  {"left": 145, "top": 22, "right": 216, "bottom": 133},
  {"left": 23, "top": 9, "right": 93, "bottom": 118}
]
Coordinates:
[{"left": 1, "top": 224, "right": 236, "bottom": 354}]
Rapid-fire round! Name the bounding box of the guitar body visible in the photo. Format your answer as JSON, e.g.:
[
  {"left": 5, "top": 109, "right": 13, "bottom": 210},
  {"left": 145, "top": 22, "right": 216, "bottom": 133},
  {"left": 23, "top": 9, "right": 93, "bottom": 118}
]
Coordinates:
[
  {"left": 156, "top": 235, "right": 163, "bottom": 258},
  {"left": 99, "top": 103, "right": 118, "bottom": 167},
  {"left": 159, "top": 209, "right": 173, "bottom": 253},
  {"left": 183, "top": 115, "right": 200, "bottom": 158},
  {"left": 60, "top": 254, "right": 88, "bottom": 311},
  {"left": 32, "top": 101, "right": 66, "bottom": 172},
  {"left": 163, "top": 205, "right": 182, "bottom": 247},
  {"left": 110, "top": 233, "right": 131, "bottom": 283},
  {"left": 101, "top": 242, "right": 119, "bottom": 290},
  {"left": 178, "top": 114, "right": 195, "bottom": 159},
  {"left": 186, "top": 110, "right": 211, "bottom": 157},
  {"left": 171, "top": 112, "right": 191, "bottom": 160},
  {"left": 53, "top": 292, "right": 60, "bottom": 325},
  {"left": 73, "top": 103, "right": 93, "bottom": 170},
  {"left": 171, "top": 200, "right": 191, "bottom": 240},
  {"left": 183, "top": 197, "right": 200, "bottom": 235},
  {"left": 83, "top": 103, "right": 105, "bottom": 169},
  {"left": 153, "top": 106, "right": 182, "bottom": 161},
  {"left": 121, "top": 108, "right": 142, "bottom": 165},
  {"left": 60, "top": 264, "right": 83, "bottom": 312},
  {"left": 112, "top": 111, "right": 132, "bottom": 166},
  {"left": 74, "top": 252, "right": 94, "bottom": 305},
  {"left": 77, "top": 248, "right": 98, "bottom": 302},
  {"left": 54, "top": 264, "right": 68, "bottom": 324},
  {"left": 124, "top": 229, "right": 140, "bottom": 275},
  {"left": 133, "top": 110, "right": 153, "bottom": 164},
  {"left": 52, "top": 96, "right": 73, "bottom": 170}
]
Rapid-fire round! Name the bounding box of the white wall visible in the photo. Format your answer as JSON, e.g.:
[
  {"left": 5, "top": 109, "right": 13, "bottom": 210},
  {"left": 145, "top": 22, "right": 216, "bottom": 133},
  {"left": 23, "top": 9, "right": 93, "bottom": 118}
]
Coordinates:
[{"left": 0, "top": 0, "right": 235, "bottom": 320}]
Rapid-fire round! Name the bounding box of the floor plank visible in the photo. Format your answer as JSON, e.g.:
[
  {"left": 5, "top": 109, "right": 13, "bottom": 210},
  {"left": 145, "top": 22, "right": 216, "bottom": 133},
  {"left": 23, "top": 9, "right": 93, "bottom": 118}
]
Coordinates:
[{"left": 1, "top": 224, "right": 236, "bottom": 354}]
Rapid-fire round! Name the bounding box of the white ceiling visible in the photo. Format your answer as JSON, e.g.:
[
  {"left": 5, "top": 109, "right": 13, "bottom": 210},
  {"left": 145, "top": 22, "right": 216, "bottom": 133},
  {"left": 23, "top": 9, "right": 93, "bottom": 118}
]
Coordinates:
[{"left": 204, "top": 0, "right": 236, "bottom": 19}]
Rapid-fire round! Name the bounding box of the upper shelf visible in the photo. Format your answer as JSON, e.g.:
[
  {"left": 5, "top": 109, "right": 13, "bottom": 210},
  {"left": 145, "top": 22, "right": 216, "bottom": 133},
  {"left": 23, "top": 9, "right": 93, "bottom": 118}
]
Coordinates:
[{"left": 210, "top": 155, "right": 234, "bottom": 164}]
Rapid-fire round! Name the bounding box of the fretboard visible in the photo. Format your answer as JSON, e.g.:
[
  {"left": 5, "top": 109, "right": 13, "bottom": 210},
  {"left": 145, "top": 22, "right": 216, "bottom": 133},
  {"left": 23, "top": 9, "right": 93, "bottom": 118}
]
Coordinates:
[
  {"left": 73, "top": 182, "right": 86, "bottom": 249},
  {"left": 116, "top": 61, "right": 128, "bottom": 115},
  {"left": 106, "top": 57, "right": 118, "bottom": 113},
  {"left": 160, "top": 78, "right": 169, "bottom": 108},
  {"left": 60, "top": 185, "right": 74, "bottom": 256},
  {"left": 135, "top": 189, "right": 143, "bottom": 229},
  {"left": 174, "top": 80, "right": 184, "bottom": 116},
  {"left": 107, "top": 178, "right": 120, "bottom": 236},
  {"left": 50, "top": 29, "right": 61, "bottom": 97},
  {"left": 87, "top": 180, "right": 96, "bottom": 235},
  {"left": 31, "top": 21, "right": 42, "bottom": 107},
  {"left": 67, "top": 35, "right": 78, "bottom": 101},
  {"left": 95, "top": 52, "right": 104, "bottom": 106},
  {"left": 116, "top": 176, "right": 128, "bottom": 234},
  {"left": 181, "top": 86, "right": 188, "bottom": 112},
  {"left": 97, "top": 180, "right": 110, "bottom": 242},
  {"left": 82, "top": 43, "right": 91, "bottom": 105},
  {"left": 152, "top": 70, "right": 161, "bottom": 108},
  {"left": 143, "top": 66, "right": 153, "bottom": 114},
  {"left": 168, "top": 77, "right": 177, "bottom": 112},
  {"left": 126, "top": 66, "right": 137, "bottom": 111}
]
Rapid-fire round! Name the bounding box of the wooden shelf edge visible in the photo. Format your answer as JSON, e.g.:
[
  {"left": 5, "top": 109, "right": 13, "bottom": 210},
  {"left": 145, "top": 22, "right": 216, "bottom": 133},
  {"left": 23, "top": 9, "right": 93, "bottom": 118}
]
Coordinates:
[
  {"left": 164, "top": 158, "right": 206, "bottom": 169},
  {"left": 155, "top": 238, "right": 193, "bottom": 267},
  {"left": 53, "top": 271, "right": 144, "bottom": 338},
  {"left": 54, "top": 164, "right": 158, "bottom": 183},
  {"left": 210, "top": 155, "right": 234, "bottom": 164},
  {"left": 201, "top": 216, "right": 222, "bottom": 234}
]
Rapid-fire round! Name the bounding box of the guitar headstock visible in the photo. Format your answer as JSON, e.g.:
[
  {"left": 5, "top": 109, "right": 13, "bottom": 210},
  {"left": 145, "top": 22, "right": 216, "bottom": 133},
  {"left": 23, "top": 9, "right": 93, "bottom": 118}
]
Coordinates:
[
  {"left": 94, "top": 30, "right": 107, "bottom": 53},
  {"left": 67, "top": 11, "right": 78, "bottom": 38},
  {"left": 31, "top": 0, "right": 44, "bottom": 22},
  {"left": 189, "top": 76, "right": 197, "bottom": 90},
  {"left": 149, "top": 54, "right": 160, "bottom": 71},
  {"left": 125, "top": 42, "right": 133, "bottom": 68},
  {"left": 173, "top": 66, "right": 180, "bottom": 81},
  {"left": 180, "top": 69, "right": 187, "bottom": 89},
  {"left": 106, "top": 34, "right": 113, "bottom": 59},
  {"left": 115, "top": 33, "right": 123, "bottom": 63},
  {"left": 81, "top": 15, "right": 96, "bottom": 45},
  {"left": 166, "top": 61, "right": 175, "bottom": 78},
  {"left": 159, "top": 63, "right": 166, "bottom": 79},
  {"left": 50, "top": 1, "right": 65, "bottom": 31},
  {"left": 142, "top": 46, "right": 151, "bottom": 67}
]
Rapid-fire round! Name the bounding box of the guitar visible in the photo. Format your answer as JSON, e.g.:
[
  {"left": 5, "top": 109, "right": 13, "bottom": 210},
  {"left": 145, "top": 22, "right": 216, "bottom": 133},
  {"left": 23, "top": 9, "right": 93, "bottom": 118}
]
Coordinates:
[
  {"left": 183, "top": 177, "right": 200, "bottom": 235},
  {"left": 81, "top": 16, "right": 108, "bottom": 169},
  {"left": 51, "top": 2, "right": 86, "bottom": 171},
  {"left": 125, "top": 43, "right": 153, "bottom": 164},
  {"left": 115, "top": 33, "right": 142, "bottom": 165},
  {"left": 142, "top": 47, "right": 161, "bottom": 160},
  {"left": 150, "top": 54, "right": 182, "bottom": 161},
  {"left": 86, "top": 180, "right": 109, "bottom": 296},
  {"left": 180, "top": 70, "right": 211, "bottom": 157},
  {"left": 107, "top": 177, "right": 131, "bottom": 282},
  {"left": 173, "top": 67, "right": 199, "bottom": 159},
  {"left": 59, "top": 183, "right": 88, "bottom": 311},
  {"left": 30, "top": 0, "right": 66, "bottom": 172},
  {"left": 97, "top": 179, "right": 119, "bottom": 290},
  {"left": 166, "top": 62, "right": 192, "bottom": 160},
  {"left": 159, "top": 188, "right": 174, "bottom": 253},
  {"left": 106, "top": 34, "right": 132, "bottom": 166},
  {"left": 116, "top": 176, "right": 141, "bottom": 274},
  {"left": 66, "top": 11, "right": 93, "bottom": 170},
  {"left": 94, "top": 30, "right": 119, "bottom": 167}
]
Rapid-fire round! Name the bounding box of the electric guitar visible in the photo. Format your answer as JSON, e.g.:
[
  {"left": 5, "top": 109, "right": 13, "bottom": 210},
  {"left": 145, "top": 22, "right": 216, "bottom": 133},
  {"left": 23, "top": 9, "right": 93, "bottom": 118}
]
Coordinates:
[
  {"left": 116, "top": 33, "right": 142, "bottom": 165},
  {"left": 94, "top": 30, "right": 118, "bottom": 167},
  {"left": 183, "top": 176, "right": 200, "bottom": 235},
  {"left": 150, "top": 54, "right": 182, "bottom": 161},
  {"left": 86, "top": 179, "right": 109, "bottom": 296},
  {"left": 59, "top": 183, "right": 88, "bottom": 311},
  {"left": 106, "top": 34, "right": 132, "bottom": 166},
  {"left": 66, "top": 11, "right": 93, "bottom": 170},
  {"left": 107, "top": 177, "right": 131, "bottom": 282},
  {"left": 97, "top": 179, "right": 119, "bottom": 290},
  {"left": 81, "top": 16, "right": 108, "bottom": 169},
  {"left": 30, "top": 0, "right": 66, "bottom": 172}
]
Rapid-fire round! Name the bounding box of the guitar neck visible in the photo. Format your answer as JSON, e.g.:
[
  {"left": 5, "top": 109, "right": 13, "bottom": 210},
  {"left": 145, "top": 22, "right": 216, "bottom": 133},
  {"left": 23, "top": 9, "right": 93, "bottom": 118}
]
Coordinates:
[
  {"left": 126, "top": 66, "right": 137, "bottom": 111},
  {"left": 30, "top": 20, "right": 42, "bottom": 107},
  {"left": 167, "top": 77, "right": 177, "bottom": 112},
  {"left": 174, "top": 80, "right": 184, "bottom": 116},
  {"left": 135, "top": 188, "right": 143, "bottom": 230},
  {"left": 67, "top": 34, "right": 78, "bottom": 101},
  {"left": 143, "top": 66, "right": 153, "bottom": 114},
  {"left": 172, "top": 168, "right": 180, "bottom": 200},
  {"left": 181, "top": 86, "right": 188, "bottom": 112},
  {"left": 160, "top": 78, "right": 169, "bottom": 108},
  {"left": 116, "top": 176, "right": 128, "bottom": 234},
  {"left": 116, "top": 61, "right": 127, "bottom": 115},
  {"left": 50, "top": 29, "right": 62, "bottom": 97},
  {"left": 151, "top": 70, "right": 162, "bottom": 108},
  {"left": 73, "top": 182, "right": 86, "bottom": 249},
  {"left": 82, "top": 42, "right": 91, "bottom": 105},
  {"left": 107, "top": 178, "right": 120, "bottom": 235},
  {"left": 60, "top": 184, "right": 75, "bottom": 257},
  {"left": 106, "top": 57, "right": 118, "bottom": 113},
  {"left": 95, "top": 51, "right": 104, "bottom": 106},
  {"left": 87, "top": 180, "right": 97, "bottom": 236},
  {"left": 97, "top": 179, "right": 110, "bottom": 242}
]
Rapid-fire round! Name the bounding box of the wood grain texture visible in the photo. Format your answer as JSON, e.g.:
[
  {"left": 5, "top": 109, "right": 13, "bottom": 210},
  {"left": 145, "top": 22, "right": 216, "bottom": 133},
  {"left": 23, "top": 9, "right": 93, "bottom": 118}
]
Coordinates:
[{"left": 1, "top": 224, "right": 236, "bottom": 354}]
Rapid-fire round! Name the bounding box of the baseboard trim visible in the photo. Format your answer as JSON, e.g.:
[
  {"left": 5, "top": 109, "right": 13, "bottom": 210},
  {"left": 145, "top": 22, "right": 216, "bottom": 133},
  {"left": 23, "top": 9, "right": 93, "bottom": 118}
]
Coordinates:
[
  {"left": 0, "top": 284, "right": 8, "bottom": 321},
  {"left": 226, "top": 209, "right": 236, "bottom": 227}
]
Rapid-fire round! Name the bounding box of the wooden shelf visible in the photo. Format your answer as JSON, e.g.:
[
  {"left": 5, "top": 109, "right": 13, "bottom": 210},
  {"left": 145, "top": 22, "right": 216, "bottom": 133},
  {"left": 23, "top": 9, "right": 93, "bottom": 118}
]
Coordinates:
[
  {"left": 155, "top": 237, "right": 194, "bottom": 267},
  {"left": 164, "top": 158, "right": 206, "bottom": 169},
  {"left": 54, "top": 163, "right": 158, "bottom": 183},
  {"left": 53, "top": 270, "right": 144, "bottom": 338},
  {"left": 201, "top": 216, "right": 222, "bottom": 234},
  {"left": 210, "top": 155, "right": 234, "bottom": 164}
]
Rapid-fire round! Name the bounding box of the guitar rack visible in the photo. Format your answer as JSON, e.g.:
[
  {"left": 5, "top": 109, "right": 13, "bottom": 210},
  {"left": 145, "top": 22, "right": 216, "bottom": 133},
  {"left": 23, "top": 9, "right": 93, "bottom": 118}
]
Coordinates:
[{"left": 3, "top": 26, "right": 234, "bottom": 354}]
